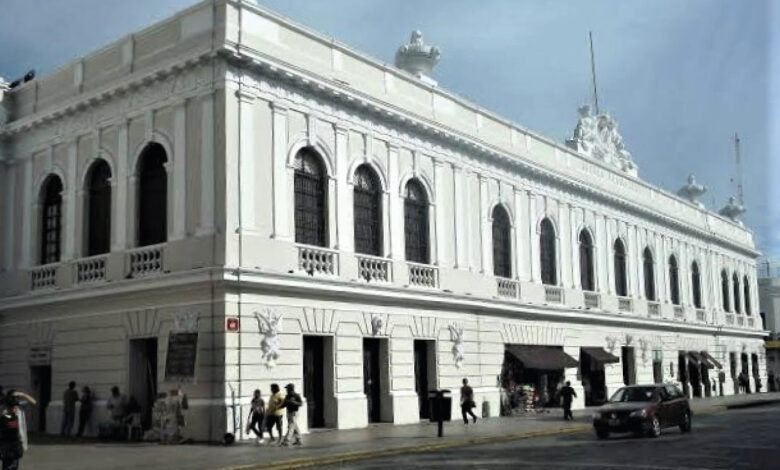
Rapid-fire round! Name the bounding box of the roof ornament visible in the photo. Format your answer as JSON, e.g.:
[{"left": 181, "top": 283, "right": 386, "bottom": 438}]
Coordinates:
[
  {"left": 395, "top": 30, "right": 441, "bottom": 86},
  {"left": 566, "top": 104, "right": 638, "bottom": 177},
  {"left": 719, "top": 196, "right": 746, "bottom": 225},
  {"left": 677, "top": 174, "right": 708, "bottom": 208}
]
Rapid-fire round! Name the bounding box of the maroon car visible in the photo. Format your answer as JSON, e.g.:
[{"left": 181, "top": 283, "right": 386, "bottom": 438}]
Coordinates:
[{"left": 592, "top": 384, "right": 692, "bottom": 439}]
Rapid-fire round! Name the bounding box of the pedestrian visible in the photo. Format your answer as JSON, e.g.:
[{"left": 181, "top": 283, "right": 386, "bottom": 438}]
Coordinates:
[
  {"left": 265, "top": 384, "right": 284, "bottom": 444},
  {"left": 1, "top": 389, "right": 37, "bottom": 470},
  {"left": 560, "top": 381, "right": 577, "bottom": 421},
  {"left": 280, "top": 384, "right": 303, "bottom": 447},
  {"left": 246, "top": 389, "right": 266, "bottom": 444},
  {"left": 60, "top": 381, "right": 79, "bottom": 437},
  {"left": 104, "top": 386, "right": 128, "bottom": 440},
  {"left": 460, "top": 378, "right": 477, "bottom": 424},
  {"left": 76, "top": 386, "right": 93, "bottom": 437}
]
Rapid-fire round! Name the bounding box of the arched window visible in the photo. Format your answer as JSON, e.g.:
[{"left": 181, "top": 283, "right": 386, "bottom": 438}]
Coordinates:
[
  {"left": 492, "top": 205, "right": 512, "bottom": 278},
  {"left": 85, "top": 159, "right": 112, "bottom": 256},
  {"left": 403, "top": 179, "right": 429, "bottom": 264},
  {"left": 668, "top": 255, "right": 680, "bottom": 305},
  {"left": 39, "top": 175, "right": 63, "bottom": 265},
  {"left": 721, "top": 270, "right": 730, "bottom": 312},
  {"left": 744, "top": 276, "right": 752, "bottom": 315},
  {"left": 733, "top": 273, "right": 741, "bottom": 314},
  {"left": 137, "top": 143, "right": 168, "bottom": 247},
  {"left": 691, "top": 261, "right": 702, "bottom": 309},
  {"left": 578, "top": 229, "right": 595, "bottom": 291},
  {"left": 539, "top": 218, "right": 557, "bottom": 285},
  {"left": 294, "top": 147, "right": 327, "bottom": 247},
  {"left": 643, "top": 247, "right": 656, "bottom": 301},
  {"left": 353, "top": 165, "right": 382, "bottom": 256},
  {"left": 614, "top": 239, "right": 628, "bottom": 297}
]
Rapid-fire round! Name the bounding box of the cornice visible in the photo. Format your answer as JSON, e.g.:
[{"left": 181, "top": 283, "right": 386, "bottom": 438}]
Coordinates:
[{"left": 222, "top": 48, "right": 758, "bottom": 259}]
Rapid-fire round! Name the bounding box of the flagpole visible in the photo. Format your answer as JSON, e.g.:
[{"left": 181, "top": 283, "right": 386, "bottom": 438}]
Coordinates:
[
  {"left": 589, "top": 31, "right": 600, "bottom": 114},
  {"left": 734, "top": 132, "right": 744, "bottom": 205}
]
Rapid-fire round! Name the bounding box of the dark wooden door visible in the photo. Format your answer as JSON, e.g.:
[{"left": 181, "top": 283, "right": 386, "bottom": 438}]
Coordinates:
[
  {"left": 303, "top": 336, "right": 325, "bottom": 428},
  {"left": 30, "top": 365, "right": 51, "bottom": 432},
  {"left": 363, "top": 339, "right": 381, "bottom": 423},
  {"left": 414, "top": 340, "right": 430, "bottom": 419}
]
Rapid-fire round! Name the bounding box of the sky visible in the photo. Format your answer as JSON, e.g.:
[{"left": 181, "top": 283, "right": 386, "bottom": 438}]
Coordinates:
[{"left": 0, "top": 0, "right": 776, "bottom": 256}]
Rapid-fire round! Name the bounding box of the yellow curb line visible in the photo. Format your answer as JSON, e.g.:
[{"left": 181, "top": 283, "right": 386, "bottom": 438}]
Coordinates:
[{"left": 217, "top": 425, "right": 591, "bottom": 470}]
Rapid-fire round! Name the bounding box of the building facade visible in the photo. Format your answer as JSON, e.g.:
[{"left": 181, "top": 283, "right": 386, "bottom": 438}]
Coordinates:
[{"left": 0, "top": 0, "right": 767, "bottom": 441}]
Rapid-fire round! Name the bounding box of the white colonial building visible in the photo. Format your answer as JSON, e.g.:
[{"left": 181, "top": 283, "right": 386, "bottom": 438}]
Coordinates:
[{"left": 0, "top": 0, "right": 767, "bottom": 441}]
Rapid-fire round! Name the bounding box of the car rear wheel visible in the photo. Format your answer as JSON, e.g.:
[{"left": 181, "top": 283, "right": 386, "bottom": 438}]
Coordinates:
[
  {"left": 679, "top": 410, "right": 692, "bottom": 433},
  {"left": 648, "top": 416, "right": 661, "bottom": 438},
  {"left": 595, "top": 428, "right": 610, "bottom": 439}
]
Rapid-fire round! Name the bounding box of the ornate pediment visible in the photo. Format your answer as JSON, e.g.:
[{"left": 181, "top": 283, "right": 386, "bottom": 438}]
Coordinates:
[{"left": 566, "top": 104, "right": 638, "bottom": 177}]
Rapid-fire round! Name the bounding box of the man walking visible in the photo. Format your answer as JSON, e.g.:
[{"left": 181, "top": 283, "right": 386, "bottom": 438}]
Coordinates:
[
  {"left": 460, "top": 378, "right": 477, "bottom": 424},
  {"left": 265, "top": 384, "right": 284, "bottom": 444},
  {"left": 246, "top": 389, "right": 266, "bottom": 444},
  {"left": 281, "top": 383, "right": 303, "bottom": 446},
  {"left": 560, "top": 381, "right": 577, "bottom": 421},
  {"left": 60, "top": 381, "right": 79, "bottom": 437}
]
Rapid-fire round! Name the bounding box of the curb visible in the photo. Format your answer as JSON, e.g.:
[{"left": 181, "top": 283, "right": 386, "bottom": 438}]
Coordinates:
[
  {"left": 725, "top": 399, "right": 780, "bottom": 410},
  {"left": 218, "top": 424, "right": 590, "bottom": 470}
]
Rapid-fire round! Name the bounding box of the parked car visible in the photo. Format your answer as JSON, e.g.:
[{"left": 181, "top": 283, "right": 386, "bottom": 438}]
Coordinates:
[{"left": 592, "top": 384, "right": 691, "bottom": 439}]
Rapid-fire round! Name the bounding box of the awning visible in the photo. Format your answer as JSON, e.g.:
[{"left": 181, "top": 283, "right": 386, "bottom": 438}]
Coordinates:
[
  {"left": 687, "top": 351, "right": 704, "bottom": 366},
  {"left": 581, "top": 347, "right": 620, "bottom": 365},
  {"left": 701, "top": 351, "right": 723, "bottom": 369},
  {"left": 506, "top": 345, "right": 579, "bottom": 370}
]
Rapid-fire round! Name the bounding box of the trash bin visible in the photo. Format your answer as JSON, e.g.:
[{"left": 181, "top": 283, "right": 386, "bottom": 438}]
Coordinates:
[{"left": 428, "top": 396, "right": 452, "bottom": 422}]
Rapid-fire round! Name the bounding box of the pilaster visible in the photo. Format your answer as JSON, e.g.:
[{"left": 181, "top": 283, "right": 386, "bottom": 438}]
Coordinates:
[{"left": 271, "top": 102, "right": 290, "bottom": 240}]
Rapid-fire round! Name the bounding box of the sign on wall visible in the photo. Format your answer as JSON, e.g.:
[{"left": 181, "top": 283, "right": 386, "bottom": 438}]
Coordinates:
[{"left": 164, "top": 332, "right": 198, "bottom": 382}]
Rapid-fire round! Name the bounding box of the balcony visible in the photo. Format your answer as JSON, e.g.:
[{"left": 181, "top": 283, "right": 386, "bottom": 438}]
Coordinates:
[
  {"left": 647, "top": 301, "right": 660, "bottom": 317},
  {"left": 127, "top": 245, "right": 164, "bottom": 277},
  {"left": 31, "top": 264, "right": 58, "bottom": 290},
  {"left": 356, "top": 255, "right": 391, "bottom": 283},
  {"left": 583, "top": 292, "right": 600, "bottom": 309},
  {"left": 407, "top": 262, "right": 438, "bottom": 288},
  {"left": 297, "top": 245, "right": 338, "bottom": 276},
  {"left": 617, "top": 297, "right": 633, "bottom": 313},
  {"left": 673, "top": 306, "right": 684, "bottom": 320},
  {"left": 496, "top": 278, "right": 519, "bottom": 299},
  {"left": 695, "top": 309, "right": 706, "bottom": 322},
  {"left": 76, "top": 255, "right": 107, "bottom": 284},
  {"left": 544, "top": 286, "right": 563, "bottom": 304}
]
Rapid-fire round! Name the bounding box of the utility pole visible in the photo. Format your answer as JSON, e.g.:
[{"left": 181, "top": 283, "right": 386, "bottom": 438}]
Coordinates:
[{"left": 589, "top": 31, "right": 600, "bottom": 115}]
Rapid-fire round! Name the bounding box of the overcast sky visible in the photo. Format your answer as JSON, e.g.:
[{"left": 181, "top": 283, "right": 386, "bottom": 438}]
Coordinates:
[{"left": 1, "top": 0, "right": 776, "bottom": 257}]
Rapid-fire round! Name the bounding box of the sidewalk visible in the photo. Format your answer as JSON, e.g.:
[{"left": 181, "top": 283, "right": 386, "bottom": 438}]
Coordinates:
[{"left": 23, "top": 392, "right": 780, "bottom": 470}]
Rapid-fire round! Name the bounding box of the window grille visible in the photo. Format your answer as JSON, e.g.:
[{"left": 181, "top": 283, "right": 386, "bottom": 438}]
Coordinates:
[
  {"left": 492, "top": 205, "right": 512, "bottom": 278},
  {"left": 137, "top": 143, "right": 168, "bottom": 247},
  {"left": 86, "top": 159, "right": 112, "bottom": 256},
  {"left": 539, "top": 218, "right": 557, "bottom": 285},
  {"left": 404, "top": 180, "right": 429, "bottom": 264},
  {"left": 353, "top": 165, "right": 382, "bottom": 256},
  {"left": 614, "top": 239, "right": 628, "bottom": 297},
  {"left": 40, "top": 175, "right": 63, "bottom": 265},
  {"left": 579, "top": 230, "right": 595, "bottom": 291},
  {"left": 294, "top": 147, "right": 327, "bottom": 247}
]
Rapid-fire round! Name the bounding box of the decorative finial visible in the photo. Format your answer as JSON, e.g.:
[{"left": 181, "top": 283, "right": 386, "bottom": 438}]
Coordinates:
[
  {"left": 395, "top": 30, "right": 441, "bottom": 86},
  {"left": 677, "top": 173, "right": 707, "bottom": 208},
  {"left": 719, "top": 196, "right": 746, "bottom": 224}
]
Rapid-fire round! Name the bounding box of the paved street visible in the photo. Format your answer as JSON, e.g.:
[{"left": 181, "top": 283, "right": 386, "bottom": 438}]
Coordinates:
[{"left": 332, "top": 404, "right": 780, "bottom": 470}]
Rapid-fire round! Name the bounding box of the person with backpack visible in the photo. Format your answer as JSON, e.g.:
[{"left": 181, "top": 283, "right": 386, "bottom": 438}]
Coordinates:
[{"left": 280, "top": 384, "right": 303, "bottom": 446}]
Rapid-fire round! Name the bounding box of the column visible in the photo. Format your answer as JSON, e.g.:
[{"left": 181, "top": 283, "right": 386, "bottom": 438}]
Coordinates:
[
  {"left": 478, "top": 175, "right": 489, "bottom": 273},
  {"left": 452, "top": 163, "right": 464, "bottom": 268},
  {"left": 271, "top": 102, "right": 289, "bottom": 239},
  {"left": 387, "top": 144, "right": 401, "bottom": 259},
  {"left": 558, "top": 201, "right": 571, "bottom": 288},
  {"left": 2, "top": 161, "right": 16, "bottom": 270},
  {"left": 20, "top": 157, "right": 33, "bottom": 267},
  {"left": 569, "top": 204, "right": 579, "bottom": 289},
  {"left": 595, "top": 214, "right": 607, "bottom": 293},
  {"left": 170, "top": 100, "right": 188, "bottom": 239},
  {"left": 604, "top": 217, "right": 614, "bottom": 295},
  {"left": 659, "top": 235, "right": 668, "bottom": 302},
  {"left": 527, "top": 190, "right": 538, "bottom": 282},
  {"left": 514, "top": 188, "right": 528, "bottom": 282},
  {"left": 334, "top": 125, "right": 351, "bottom": 251},
  {"left": 113, "top": 120, "right": 129, "bottom": 249},
  {"left": 431, "top": 158, "right": 443, "bottom": 265},
  {"left": 198, "top": 93, "right": 215, "bottom": 235},
  {"left": 63, "top": 143, "right": 78, "bottom": 260}
]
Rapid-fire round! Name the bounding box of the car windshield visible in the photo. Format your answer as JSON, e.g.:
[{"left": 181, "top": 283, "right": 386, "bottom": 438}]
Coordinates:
[{"left": 609, "top": 387, "right": 656, "bottom": 402}]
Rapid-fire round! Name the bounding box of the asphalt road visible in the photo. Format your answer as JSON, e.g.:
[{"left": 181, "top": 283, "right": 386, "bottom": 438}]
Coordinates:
[{"left": 329, "top": 404, "right": 780, "bottom": 470}]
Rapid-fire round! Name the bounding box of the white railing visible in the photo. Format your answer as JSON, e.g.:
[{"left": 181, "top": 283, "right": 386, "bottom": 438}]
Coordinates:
[
  {"left": 584, "top": 292, "right": 600, "bottom": 309},
  {"left": 544, "top": 286, "right": 563, "bottom": 304},
  {"left": 618, "top": 297, "right": 633, "bottom": 313},
  {"left": 127, "top": 245, "right": 163, "bottom": 277},
  {"left": 737, "top": 316, "right": 744, "bottom": 327},
  {"left": 408, "top": 262, "right": 438, "bottom": 288},
  {"left": 695, "top": 309, "right": 706, "bottom": 322},
  {"left": 725, "top": 314, "right": 735, "bottom": 326},
  {"left": 297, "top": 245, "right": 338, "bottom": 276},
  {"left": 356, "top": 255, "right": 390, "bottom": 283},
  {"left": 647, "top": 301, "right": 660, "bottom": 316},
  {"left": 673, "top": 306, "right": 684, "bottom": 319},
  {"left": 31, "top": 264, "right": 58, "bottom": 290},
  {"left": 497, "top": 278, "right": 519, "bottom": 299},
  {"left": 748, "top": 317, "right": 755, "bottom": 328},
  {"left": 76, "top": 255, "right": 107, "bottom": 283}
]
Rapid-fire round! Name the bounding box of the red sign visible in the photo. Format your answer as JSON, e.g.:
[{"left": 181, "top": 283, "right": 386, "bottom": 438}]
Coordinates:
[{"left": 226, "top": 317, "right": 240, "bottom": 332}]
